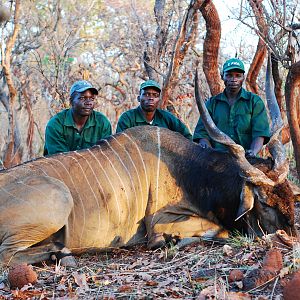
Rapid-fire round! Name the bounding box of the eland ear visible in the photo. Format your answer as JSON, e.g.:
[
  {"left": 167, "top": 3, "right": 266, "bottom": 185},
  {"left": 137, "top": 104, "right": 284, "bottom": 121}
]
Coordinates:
[{"left": 235, "top": 182, "right": 255, "bottom": 221}]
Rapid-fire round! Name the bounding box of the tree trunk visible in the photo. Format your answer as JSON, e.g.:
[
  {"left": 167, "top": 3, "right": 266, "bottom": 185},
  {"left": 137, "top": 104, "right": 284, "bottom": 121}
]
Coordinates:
[
  {"left": 271, "top": 53, "right": 284, "bottom": 110},
  {"left": 247, "top": 0, "right": 291, "bottom": 145},
  {"left": 246, "top": 38, "right": 266, "bottom": 94},
  {"left": 161, "top": 0, "right": 203, "bottom": 108},
  {"left": 246, "top": 0, "right": 268, "bottom": 95},
  {"left": 271, "top": 53, "right": 290, "bottom": 145},
  {"left": 22, "top": 84, "right": 34, "bottom": 159},
  {"left": 200, "top": 0, "right": 222, "bottom": 96},
  {"left": 2, "top": 0, "right": 21, "bottom": 168},
  {"left": 285, "top": 61, "right": 300, "bottom": 179},
  {"left": 143, "top": 0, "right": 168, "bottom": 81}
]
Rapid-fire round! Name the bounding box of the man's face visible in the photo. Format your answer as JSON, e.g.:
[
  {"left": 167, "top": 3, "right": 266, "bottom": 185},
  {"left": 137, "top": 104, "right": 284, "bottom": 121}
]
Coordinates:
[
  {"left": 138, "top": 87, "right": 161, "bottom": 112},
  {"left": 71, "top": 89, "right": 96, "bottom": 117},
  {"left": 222, "top": 70, "right": 245, "bottom": 93}
]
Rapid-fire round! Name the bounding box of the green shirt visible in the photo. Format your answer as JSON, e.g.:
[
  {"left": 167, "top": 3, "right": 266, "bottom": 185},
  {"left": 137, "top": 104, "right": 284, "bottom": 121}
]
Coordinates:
[
  {"left": 116, "top": 106, "right": 192, "bottom": 140},
  {"left": 44, "top": 109, "right": 112, "bottom": 155},
  {"left": 193, "top": 88, "right": 270, "bottom": 151}
]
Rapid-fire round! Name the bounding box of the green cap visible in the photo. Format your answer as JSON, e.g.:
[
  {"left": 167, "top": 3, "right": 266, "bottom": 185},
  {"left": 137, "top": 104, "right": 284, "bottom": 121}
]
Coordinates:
[
  {"left": 223, "top": 58, "right": 245, "bottom": 73},
  {"left": 70, "top": 80, "right": 98, "bottom": 96},
  {"left": 140, "top": 80, "right": 161, "bottom": 92}
]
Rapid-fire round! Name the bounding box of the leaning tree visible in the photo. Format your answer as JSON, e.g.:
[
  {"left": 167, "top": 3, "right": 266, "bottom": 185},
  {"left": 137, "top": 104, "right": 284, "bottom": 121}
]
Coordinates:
[{"left": 241, "top": 0, "right": 300, "bottom": 178}]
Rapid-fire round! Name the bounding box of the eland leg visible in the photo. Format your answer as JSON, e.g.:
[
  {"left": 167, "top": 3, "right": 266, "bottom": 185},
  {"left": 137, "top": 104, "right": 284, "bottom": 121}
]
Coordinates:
[
  {"left": 145, "top": 212, "right": 228, "bottom": 249},
  {"left": 0, "top": 175, "right": 74, "bottom": 266},
  {"left": 0, "top": 241, "right": 76, "bottom": 267}
]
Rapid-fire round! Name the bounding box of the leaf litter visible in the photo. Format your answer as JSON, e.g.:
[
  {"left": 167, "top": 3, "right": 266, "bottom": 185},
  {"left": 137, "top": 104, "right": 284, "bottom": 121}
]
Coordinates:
[{"left": 0, "top": 202, "right": 299, "bottom": 299}]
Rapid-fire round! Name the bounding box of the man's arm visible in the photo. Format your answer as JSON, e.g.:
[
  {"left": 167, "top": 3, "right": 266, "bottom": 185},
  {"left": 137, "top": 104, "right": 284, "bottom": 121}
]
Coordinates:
[
  {"left": 116, "top": 112, "right": 131, "bottom": 133},
  {"left": 248, "top": 96, "right": 271, "bottom": 157},
  {"left": 101, "top": 116, "right": 112, "bottom": 138},
  {"left": 173, "top": 117, "right": 192, "bottom": 140},
  {"left": 246, "top": 136, "right": 264, "bottom": 157},
  {"left": 44, "top": 121, "right": 70, "bottom": 155},
  {"left": 163, "top": 110, "right": 192, "bottom": 140}
]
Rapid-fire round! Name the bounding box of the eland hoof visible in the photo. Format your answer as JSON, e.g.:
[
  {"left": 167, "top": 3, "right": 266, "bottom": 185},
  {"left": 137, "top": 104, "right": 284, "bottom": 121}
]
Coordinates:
[{"left": 148, "top": 234, "right": 166, "bottom": 249}]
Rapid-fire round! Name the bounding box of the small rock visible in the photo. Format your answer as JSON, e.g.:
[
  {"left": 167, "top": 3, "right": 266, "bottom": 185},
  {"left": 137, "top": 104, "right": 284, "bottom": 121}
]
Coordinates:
[
  {"left": 8, "top": 264, "right": 38, "bottom": 289},
  {"left": 228, "top": 269, "right": 244, "bottom": 283}
]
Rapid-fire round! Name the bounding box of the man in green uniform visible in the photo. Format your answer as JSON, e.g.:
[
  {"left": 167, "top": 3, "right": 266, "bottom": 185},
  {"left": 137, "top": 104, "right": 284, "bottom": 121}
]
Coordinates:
[
  {"left": 116, "top": 80, "right": 192, "bottom": 140},
  {"left": 44, "top": 80, "right": 112, "bottom": 155},
  {"left": 193, "top": 58, "right": 270, "bottom": 157}
]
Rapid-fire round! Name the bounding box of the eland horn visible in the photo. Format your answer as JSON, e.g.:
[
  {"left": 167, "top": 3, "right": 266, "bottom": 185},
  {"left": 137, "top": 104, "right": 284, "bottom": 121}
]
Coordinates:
[{"left": 265, "top": 53, "right": 289, "bottom": 182}]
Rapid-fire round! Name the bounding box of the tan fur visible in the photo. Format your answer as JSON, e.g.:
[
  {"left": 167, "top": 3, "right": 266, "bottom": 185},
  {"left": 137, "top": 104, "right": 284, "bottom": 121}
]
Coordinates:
[{"left": 0, "top": 127, "right": 227, "bottom": 266}]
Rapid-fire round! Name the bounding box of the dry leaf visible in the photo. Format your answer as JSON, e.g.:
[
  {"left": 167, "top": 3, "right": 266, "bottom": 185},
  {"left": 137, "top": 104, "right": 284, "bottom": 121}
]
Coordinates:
[
  {"left": 241, "top": 252, "right": 254, "bottom": 262},
  {"left": 72, "top": 272, "right": 89, "bottom": 290},
  {"left": 146, "top": 280, "right": 158, "bottom": 286},
  {"left": 56, "top": 284, "right": 67, "bottom": 291},
  {"left": 108, "top": 263, "right": 119, "bottom": 270},
  {"left": 128, "top": 261, "right": 142, "bottom": 269},
  {"left": 200, "top": 285, "right": 223, "bottom": 298},
  {"left": 276, "top": 230, "right": 298, "bottom": 247},
  {"left": 262, "top": 249, "right": 283, "bottom": 272},
  {"left": 11, "top": 290, "right": 43, "bottom": 299},
  {"left": 279, "top": 266, "right": 290, "bottom": 278},
  {"left": 228, "top": 270, "right": 244, "bottom": 282},
  {"left": 117, "top": 285, "right": 132, "bottom": 293},
  {"left": 283, "top": 270, "right": 300, "bottom": 300},
  {"left": 139, "top": 272, "right": 152, "bottom": 281},
  {"left": 95, "top": 279, "right": 111, "bottom": 286},
  {"left": 226, "top": 291, "right": 251, "bottom": 299},
  {"left": 223, "top": 245, "right": 233, "bottom": 256}
]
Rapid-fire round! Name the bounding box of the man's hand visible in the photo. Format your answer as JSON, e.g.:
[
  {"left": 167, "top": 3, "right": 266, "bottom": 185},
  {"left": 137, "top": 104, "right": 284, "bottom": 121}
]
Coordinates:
[
  {"left": 247, "top": 137, "right": 264, "bottom": 158},
  {"left": 245, "top": 149, "right": 256, "bottom": 158},
  {"left": 199, "top": 138, "right": 212, "bottom": 149}
]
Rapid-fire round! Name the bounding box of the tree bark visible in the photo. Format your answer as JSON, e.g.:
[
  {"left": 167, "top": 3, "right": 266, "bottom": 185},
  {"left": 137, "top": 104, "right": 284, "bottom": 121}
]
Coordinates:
[
  {"left": 22, "top": 83, "right": 34, "bottom": 158},
  {"left": 246, "top": 0, "right": 268, "bottom": 95},
  {"left": 161, "top": 0, "right": 203, "bottom": 108},
  {"left": 271, "top": 53, "right": 290, "bottom": 144},
  {"left": 143, "top": 0, "right": 168, "bottom": 81},
  {"left": 285, "top": 61, "right": 300, "bottom": 179},
  {"left": 246, "top": 38, "right": 266, "bottom": 94},
  {"left": 200, "top": 0, "right": 222, "bottom": 96},
  {"left": 2, "top": 0, "right": 22, "bottom": 168},
  {"left": 247, "top": 0, "right": 290, "bottom": 145},
  {"left": 271, "top": 54, "right": 284, "bottom": 110}
]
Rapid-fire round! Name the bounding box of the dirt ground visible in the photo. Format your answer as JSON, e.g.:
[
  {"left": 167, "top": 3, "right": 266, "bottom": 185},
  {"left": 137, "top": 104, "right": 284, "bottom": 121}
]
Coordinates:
[{"left": 0, "top": 202, "right": 299, "bottom": 299}]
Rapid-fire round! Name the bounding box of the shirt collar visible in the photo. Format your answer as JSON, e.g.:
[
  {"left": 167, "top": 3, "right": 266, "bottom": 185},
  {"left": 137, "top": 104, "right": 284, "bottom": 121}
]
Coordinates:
[
  {"left": 216, "top": 87, "right": 249, "bottom": 102},
  {"left": 64, "top": 109, "right": 96, "bottom": 128},
  {"left": 135, "top": 106, "right": 162, "bottom": 125},
  {"left": 135, "top": 106, "right": 157, "bottom": 124}
]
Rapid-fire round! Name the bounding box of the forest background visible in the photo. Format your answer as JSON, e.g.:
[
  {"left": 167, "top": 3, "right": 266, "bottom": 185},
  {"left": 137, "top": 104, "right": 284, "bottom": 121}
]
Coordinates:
[{"left": 0, "top": 0, "right": 300, "bottom": 182}]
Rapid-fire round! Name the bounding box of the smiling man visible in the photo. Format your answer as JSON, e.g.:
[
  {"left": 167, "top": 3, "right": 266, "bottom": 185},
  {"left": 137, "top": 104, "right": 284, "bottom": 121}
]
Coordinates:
[
  {"left": 44, "top": 80, "right": 112, "bottom": 155},
  {"left": 116, "top": 80, "right": 192, "bottom": 139},
  {"left": 193, "top": 58, "right": 270, "bottom": 157}
]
